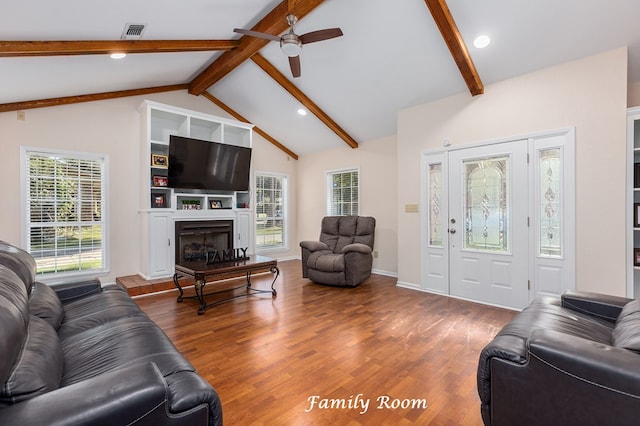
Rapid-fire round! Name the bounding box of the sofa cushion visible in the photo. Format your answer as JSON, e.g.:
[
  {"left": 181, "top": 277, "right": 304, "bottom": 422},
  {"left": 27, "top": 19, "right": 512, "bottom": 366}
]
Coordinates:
[
  {"left": 29, "top": 281, "right": 64, "bottom": 330},
  {"left": 354, "top": 217, "right": 375, "bottom": 248},
  {"left": 0, "top": 315, "right": 63, "bottom": 406},
  {"left": 0, "top": 266, "right": 30, "bottom": 386},
  {"left": 57, "top": 284, "right": 146, "bottom": 340},
  {"left": 0, "top": 241, "right": 37, "bottom": 295},
  {"left": 307, "top": 251, "right": 344, "bottom": 272},
  {"left": 318, "top": 217, "right": 375, "bottom": 254},
  {"left": 61, "top": 316, "right": 194, "bottom": 386},
  {"left": 612, "top": 299, "right": 640, "bottom": 352}
]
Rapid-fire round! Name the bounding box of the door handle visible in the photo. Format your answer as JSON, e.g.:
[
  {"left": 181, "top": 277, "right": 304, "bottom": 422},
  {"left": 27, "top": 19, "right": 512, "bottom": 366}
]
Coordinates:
[{"left": 449, "top": 228, "right": 456, "bottom": 234}]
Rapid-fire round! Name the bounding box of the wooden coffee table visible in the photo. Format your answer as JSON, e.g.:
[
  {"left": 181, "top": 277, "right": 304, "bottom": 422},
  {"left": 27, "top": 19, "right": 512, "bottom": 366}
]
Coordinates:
[{"left": 173, "top": 255, "right": 279, "bottom": 315}]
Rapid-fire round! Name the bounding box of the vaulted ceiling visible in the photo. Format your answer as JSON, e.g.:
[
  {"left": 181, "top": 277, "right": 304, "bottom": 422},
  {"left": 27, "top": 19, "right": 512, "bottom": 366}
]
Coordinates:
[{"left": 2, "top": 0, "right": 640, "bottom": 158}]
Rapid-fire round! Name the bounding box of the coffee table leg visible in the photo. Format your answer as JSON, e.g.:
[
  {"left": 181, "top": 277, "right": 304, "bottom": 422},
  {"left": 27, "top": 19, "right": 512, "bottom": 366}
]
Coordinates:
[
  {"left": 270, "top": 266, "right": 279, "bottom": 296},
  {"left": 173, "top": 273, "right": 184, "bottom": 302},
  {"left": 194, "top": 278, "right": 207, "bottom": 315}
]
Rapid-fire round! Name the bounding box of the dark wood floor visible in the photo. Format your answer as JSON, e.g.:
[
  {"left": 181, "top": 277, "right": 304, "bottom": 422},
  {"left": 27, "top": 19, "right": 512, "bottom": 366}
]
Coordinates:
[{"left": 134, "top": 260, "right": 516, "bottom": 425}]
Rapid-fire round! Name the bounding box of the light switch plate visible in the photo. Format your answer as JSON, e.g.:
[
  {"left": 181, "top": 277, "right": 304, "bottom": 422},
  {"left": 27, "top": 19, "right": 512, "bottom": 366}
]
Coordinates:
[{"left": 405, "top": 204, "right": 419, "bottom": 213}]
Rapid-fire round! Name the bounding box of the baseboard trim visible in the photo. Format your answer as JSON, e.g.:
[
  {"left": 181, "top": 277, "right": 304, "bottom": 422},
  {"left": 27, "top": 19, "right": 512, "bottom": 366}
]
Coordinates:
[
  {"left": 274, "top": 255, "right": 299, "bottom": 262},
  {"left": 396, "top": 281, "right": 423, "bottom": 291},
  {"left": 396, "top": 282, "right": 520, "bottom": 311},
  {"left": 372, "top": 269, "right": 397, "bottom": 278}
]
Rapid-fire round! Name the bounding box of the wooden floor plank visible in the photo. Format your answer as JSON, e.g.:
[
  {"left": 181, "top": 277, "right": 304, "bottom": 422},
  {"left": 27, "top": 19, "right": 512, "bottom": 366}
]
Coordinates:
[{"left": 134, "top": 259, "right": 516, "bottom": 425}]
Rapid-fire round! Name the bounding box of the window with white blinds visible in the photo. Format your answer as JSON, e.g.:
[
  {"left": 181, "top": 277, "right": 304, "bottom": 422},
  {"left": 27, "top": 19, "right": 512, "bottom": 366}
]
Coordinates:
[
  {"left": 255, "top": 173, "right": 287, "bottom": 251},
  {"left": 23, "top": 148, "right": 107, "bottom": 277},
  {"left": 326, "top": 168, "right": 359, "bottom": 216}
]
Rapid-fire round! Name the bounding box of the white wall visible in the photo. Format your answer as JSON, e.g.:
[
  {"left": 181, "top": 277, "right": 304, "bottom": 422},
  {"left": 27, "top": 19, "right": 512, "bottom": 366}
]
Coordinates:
[
  {"left": 0, "top": 90, "right": 298, "bottom": 283},
  {"left": 397, "top": 47, "right": 629, "bottom": 296},
  {"left": 297, "top": 135, "right": 398, "bottom": 275}
]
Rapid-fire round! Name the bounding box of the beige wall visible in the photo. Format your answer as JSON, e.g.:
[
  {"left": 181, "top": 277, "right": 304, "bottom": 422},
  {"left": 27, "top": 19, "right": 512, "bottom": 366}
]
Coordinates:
[
  {"left": 629, "top": 81, "right": 640, "bottom": 107},
  {"left": 0, "top": 47, "right": 631, "bottom": 292},
  {"left": 297, "top": 135, "right": 398, "bottom": 275},
  {"left": 0, "top": 90, "right": 298, "bottom": 283},
  {"left": 251, "top": 129, "right": 299, "bottom": 261},
  {"left": 397, "top": 47, "right": 629, "bottom": 296}
]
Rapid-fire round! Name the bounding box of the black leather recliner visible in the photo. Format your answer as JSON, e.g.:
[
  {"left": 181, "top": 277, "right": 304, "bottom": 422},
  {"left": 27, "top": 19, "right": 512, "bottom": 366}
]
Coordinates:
[
  {"left": 0, "top": 240, "right": 222, "bottom": 426},
  {"left": 478, "top": 291, "right": 640, "bottom": 426}
]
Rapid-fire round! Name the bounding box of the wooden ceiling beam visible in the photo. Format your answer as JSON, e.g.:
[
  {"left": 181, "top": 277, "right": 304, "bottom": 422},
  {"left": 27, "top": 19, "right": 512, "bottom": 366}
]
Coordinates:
[
  {"left": 202, "top": 92, "right": 299, "bottom": 160},
  {"left": 251, "top": 53, "right": 358, "bottom": 149},
  {"left": 424, "top": 0, "right": 484, "bottom": 96},
  {"left": 0, "top": 40, "right": 239, "bottom": 57},
  {"left": 189, "top": 0, "right": 326, "bottom": 95},
  {"left": 0, "top": 84, "right": 188, "bottom": 113}
]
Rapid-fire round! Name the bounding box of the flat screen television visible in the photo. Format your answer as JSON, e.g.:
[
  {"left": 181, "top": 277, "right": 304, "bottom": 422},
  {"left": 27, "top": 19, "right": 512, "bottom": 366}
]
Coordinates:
[{"left": 168, "top": 135, "right": 252, "bottom": 191}]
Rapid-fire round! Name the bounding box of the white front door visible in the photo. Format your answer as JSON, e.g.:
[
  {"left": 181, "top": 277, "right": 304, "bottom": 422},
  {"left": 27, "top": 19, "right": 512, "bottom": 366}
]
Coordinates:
[
  {"left": 419, "top": 129, "right": 575, "bottom": 310},
  {"left": 447, "top": 141, "right": 530, "bottom": 309}
]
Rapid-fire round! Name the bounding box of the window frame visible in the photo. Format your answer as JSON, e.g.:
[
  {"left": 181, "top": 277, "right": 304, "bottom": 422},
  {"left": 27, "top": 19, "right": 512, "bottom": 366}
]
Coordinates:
[
  {"left": 254, "top": 171, "right": 288, "bottom": 253},
  {"left": 326, "top": 167, "right": 360, "bottom": 216},
  {"left": 20, "top": 146, "right": 109, "bottom": 282}
]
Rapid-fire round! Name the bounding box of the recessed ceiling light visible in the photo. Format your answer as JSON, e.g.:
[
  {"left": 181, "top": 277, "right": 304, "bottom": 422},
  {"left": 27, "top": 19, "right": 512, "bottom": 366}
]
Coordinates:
[
  {"left": 110, "top": 53, "right": 127, "bottom": 59},
  {"left": 297, "top": 108, "right": 307, "bottom": 116},
  {"left": 473, "top": 35, "right": 491, "bottom": 49}
]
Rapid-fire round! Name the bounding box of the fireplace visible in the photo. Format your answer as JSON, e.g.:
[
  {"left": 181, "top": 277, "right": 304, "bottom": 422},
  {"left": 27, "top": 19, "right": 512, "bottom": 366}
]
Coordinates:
[{"left": 175, "top": 220, "right": 233, "bottom": 265}]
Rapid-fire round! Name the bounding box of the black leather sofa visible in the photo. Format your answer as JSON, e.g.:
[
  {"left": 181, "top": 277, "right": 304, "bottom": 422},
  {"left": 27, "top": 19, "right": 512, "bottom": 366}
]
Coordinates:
[
  {"left": 478, "top": 291, "right": 640, "bottom": 426},
  {"left": 0, "top": 241, "right": 222, "bottom": 426}
]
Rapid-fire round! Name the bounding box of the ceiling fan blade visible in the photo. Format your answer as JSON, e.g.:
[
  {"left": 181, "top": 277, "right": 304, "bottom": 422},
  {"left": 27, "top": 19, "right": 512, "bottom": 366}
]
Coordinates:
[
  {"left": 289, "top": 55, "right": 301, "bottom": 78},
  {"left": 233, "top": 28, "right": 280, "bottom": 42},
  {"left": 299, "top": 28, "right": 343, "bottom": 45}
]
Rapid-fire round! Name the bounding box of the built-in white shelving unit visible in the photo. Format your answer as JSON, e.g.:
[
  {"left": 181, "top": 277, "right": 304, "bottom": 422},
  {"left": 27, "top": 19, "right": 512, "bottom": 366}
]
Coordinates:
[
  {"left": 139, "top": 100, "right": 255, "bottom": 279},
  {"left": 627, "top": 107, "right": 640, "bottom": 297}
]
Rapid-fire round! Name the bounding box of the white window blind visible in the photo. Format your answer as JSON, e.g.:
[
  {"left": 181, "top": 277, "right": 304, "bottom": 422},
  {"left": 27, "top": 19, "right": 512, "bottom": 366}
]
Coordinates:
[
  {"left": 255, "top": 173, "right": 287, "bottom": 251},
  {"left": 326, "top": 169, "right": 359, "bottom": 216},
  {"left": 24, "top": 149, "right": 107, "bottom": 277}
]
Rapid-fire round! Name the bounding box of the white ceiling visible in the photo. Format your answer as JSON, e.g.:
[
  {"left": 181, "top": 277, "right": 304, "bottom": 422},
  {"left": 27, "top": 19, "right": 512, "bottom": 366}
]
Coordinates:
[{"left": 3, "top": 0, "right": 640, "bottom": 156}]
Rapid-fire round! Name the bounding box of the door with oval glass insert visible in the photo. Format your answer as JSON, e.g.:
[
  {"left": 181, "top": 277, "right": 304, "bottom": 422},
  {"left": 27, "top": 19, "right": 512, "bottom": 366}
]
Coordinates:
[{"left": 447, "top": 141, "right": 529, "bottom": 309}]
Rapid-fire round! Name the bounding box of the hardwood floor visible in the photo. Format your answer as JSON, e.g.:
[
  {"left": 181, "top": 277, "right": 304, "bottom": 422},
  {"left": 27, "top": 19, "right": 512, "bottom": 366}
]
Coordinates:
[{"left": 134, "top": 260, "right": 516, "bottom": 425}]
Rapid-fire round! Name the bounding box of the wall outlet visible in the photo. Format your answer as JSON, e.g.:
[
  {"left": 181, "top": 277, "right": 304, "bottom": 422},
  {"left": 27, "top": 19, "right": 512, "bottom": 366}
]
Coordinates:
[
  {"left": 373, "top": 251, "right": 379, "bottom": 258},
  {"left": 17, "top": 111, "right": 25, "bottom": 121}
]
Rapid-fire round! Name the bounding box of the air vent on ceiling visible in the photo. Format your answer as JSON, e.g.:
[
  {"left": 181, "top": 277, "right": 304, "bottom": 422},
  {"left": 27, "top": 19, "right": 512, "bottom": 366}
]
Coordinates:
[{"left": 121, "top": 23, "right": 146, "bottom": 40}]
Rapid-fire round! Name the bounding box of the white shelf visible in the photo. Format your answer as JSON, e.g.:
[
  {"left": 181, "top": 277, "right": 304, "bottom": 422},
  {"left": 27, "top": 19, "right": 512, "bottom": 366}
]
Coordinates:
[
  {"left": 190, "top": 117, "right": 222, "bottom": 142},
  {"left": 174, "top": 193, "right": 236, "bottom": 211}
]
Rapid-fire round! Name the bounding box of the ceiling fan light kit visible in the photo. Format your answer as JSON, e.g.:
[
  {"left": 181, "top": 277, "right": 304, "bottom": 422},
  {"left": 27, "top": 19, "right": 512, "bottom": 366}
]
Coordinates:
[
  {"left": 234, "top": 14, "right": 343, "bottom": 78},
  {"left": 280, "top": 34, "right": 302, "bottom": 57}
]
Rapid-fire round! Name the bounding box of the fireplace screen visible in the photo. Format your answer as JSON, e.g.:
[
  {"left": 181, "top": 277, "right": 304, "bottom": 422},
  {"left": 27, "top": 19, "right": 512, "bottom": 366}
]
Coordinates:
[{"left": 175, "top": 220, "right": 233, "bottom": 264}]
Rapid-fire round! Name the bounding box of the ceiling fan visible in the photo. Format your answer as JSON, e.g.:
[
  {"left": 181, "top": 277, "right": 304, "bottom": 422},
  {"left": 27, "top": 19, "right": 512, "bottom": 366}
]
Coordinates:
[{"left": 234, "top": 14, "right": 343, "bottom": 78}]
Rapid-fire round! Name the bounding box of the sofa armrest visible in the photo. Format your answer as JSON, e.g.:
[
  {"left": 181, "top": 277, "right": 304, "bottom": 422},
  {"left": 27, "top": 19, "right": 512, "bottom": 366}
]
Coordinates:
[
  {"left": 300, "top": 241, "right": 329, "bottom": 252},
  {"left": 50, "top": 278, "right": 102, "bottom": 303},
  {"left": 561, "top": 290, "right": 631, "bottom": 323},
  {"left": 528, "top": 329, "right": 640, "bottom": 394},
  {"left": 342, "top": 243, "right": 372, "bottom": 255},
  {"left": 0, "top": 363, "right": 211, "bottom": 426},
  {"left": 486, "top": 329, "right": 640, "bottom": 426}
]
